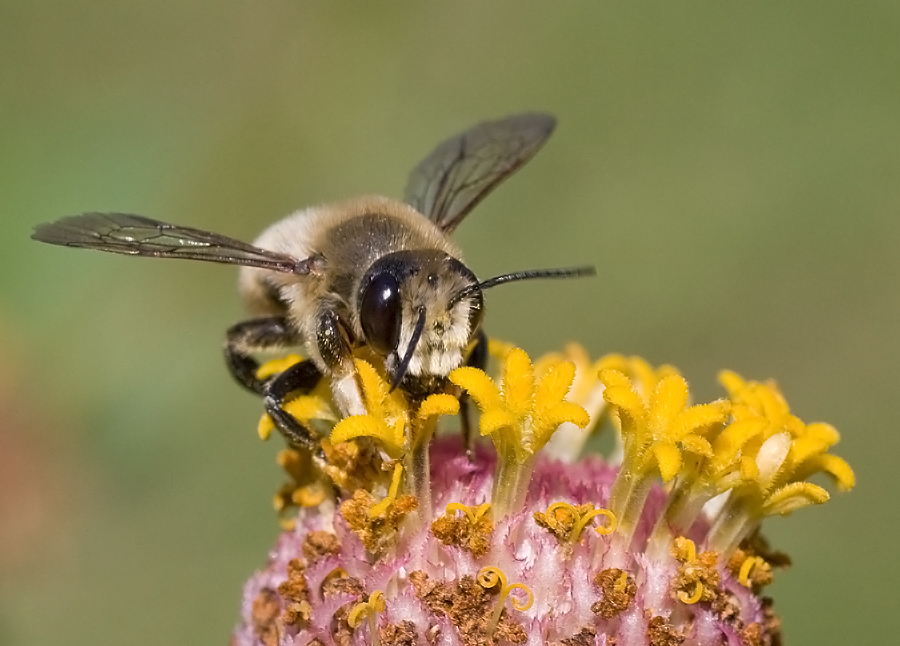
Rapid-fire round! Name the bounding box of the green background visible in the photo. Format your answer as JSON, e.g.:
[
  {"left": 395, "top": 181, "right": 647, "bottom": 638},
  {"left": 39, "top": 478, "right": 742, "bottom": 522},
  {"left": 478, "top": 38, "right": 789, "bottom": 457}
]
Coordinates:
[{"left": 1, "top": 2, "right": 895, "bottom": 644}]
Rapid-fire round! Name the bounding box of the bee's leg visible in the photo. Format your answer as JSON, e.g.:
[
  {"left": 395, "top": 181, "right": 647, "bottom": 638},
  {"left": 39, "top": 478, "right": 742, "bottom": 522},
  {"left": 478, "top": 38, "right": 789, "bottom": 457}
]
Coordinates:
[
  {"left": 263, "top": 360, "right": 325, "bottom": 454},
  {"left": 460, "top": 329, "right": 489, "bottom": 460},
  {"left": 315, "top": 307, "right": 365, "bottom": 417},
  {"left": 224, "top": 317, "right": 301, "bottom": 395}
]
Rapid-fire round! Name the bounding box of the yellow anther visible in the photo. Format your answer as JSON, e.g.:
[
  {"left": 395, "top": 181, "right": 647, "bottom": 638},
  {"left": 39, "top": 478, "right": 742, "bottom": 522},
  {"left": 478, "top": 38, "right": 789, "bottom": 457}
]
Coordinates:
[
  {"left": 446, "top": 502, "right": 491, "bottom": 524},
  {"left": 590, "top": 508, "right": 617, "bottom": 536},
  {"left": 258, "top": 414, "right": 274, "bottom": 441},
  {"left": 738, "top": 556, "right": 767, "bottom": 588},
  {"left": 417, "top": 393, "right": 460, "bottom": 423},
  {"left": 542, "top": 502, "right": 617, "bottom": 542},
  {"left": 677, "top": 582, "right": 704, "bottom": 604},
  {"left": 368, "top": 463, "right": 403, "bottom": 519},
  {"left": 487, "top": 338, "right": 516, "bottom": 361},
  {"left": 544, "top": 502, "right": 578, "bottom": 531},
  {"left": 477, "top": 566, "right": 534, "bottom": 636},
  {"left": 451, "top": 348, "right": 589, "bottom": 516},
  {"left": 348, "top": 590, "right": 386, "bottom": 646},
  {"left": 672, "top": 536, "right": 698, "bottom": 563},
  {"left": 613, "top": 570, "right": 629, "bottom": 594},
  {"left": 451, "top": 349, "right": 589, "bottom": 460}
]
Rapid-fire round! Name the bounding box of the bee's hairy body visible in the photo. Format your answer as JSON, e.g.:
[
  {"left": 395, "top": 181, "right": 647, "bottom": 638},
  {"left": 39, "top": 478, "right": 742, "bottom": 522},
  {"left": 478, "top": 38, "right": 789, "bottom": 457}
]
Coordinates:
[
  {"left": 31, "top": 112, "right": 592, "bottom": 455},
  {"left": 241, "top": 195, "right": 477, "bottom": 406}
]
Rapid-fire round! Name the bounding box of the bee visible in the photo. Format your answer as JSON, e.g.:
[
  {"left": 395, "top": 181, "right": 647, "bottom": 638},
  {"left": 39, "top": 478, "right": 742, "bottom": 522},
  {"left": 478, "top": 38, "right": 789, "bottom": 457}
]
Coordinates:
[{"left": 32, "top": 113, "right": 594, "bottom": 453}]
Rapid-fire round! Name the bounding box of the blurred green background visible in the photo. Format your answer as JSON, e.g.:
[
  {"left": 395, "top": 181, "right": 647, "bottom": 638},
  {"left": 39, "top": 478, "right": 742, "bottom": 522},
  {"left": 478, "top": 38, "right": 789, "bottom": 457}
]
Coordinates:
[{"left": 1, "top": 2, "right": 896, "bottom": 644}]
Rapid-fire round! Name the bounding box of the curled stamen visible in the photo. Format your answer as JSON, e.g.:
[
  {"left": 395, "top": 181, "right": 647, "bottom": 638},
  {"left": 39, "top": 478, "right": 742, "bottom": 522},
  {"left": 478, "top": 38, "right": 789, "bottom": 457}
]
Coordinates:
[
  {"left": 676, "top": 536, "right": 698, "bottom": 563},
  {"left": 368, "top": 463, "right": 403, "bottom": 519},
  {"left": 590, "top": 508, "right": 618, "bottom": 536},
  {"left": 677, "top": 582, "right": 704, "bottom": 605},
  {"left": 446, "top": 502, "right": 491, "bottom": 524},
  {"left": 739, "top": 556, "right": 767, "bottom": 588},
  {"left": 348, "top": 590, "right": 386, "bottom": 646},
  {"left": 613, "top": 570, "right": 629, "bottom": 594},
  {"left": 542, "top": 502, "right": 617, "bottom": 542},
  {"left": 477, "top": 566, "right": 534, "bottom": 636},
  {"left": 544, "top": 502, "right": 578, "bottom": 533}
]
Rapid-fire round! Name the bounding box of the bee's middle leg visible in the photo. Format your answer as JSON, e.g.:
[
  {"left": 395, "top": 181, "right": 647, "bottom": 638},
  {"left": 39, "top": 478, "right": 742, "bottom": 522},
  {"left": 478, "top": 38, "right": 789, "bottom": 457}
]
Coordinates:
[
  {"left": 224, "top": 316, "right": 301, "bottom": 395},
  {"left": 224, "top": 316, "right": 324, "bottom": 453}
]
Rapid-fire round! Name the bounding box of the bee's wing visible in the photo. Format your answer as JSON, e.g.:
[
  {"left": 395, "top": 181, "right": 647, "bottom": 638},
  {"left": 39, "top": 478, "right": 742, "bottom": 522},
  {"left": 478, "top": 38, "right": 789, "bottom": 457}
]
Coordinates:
[
  {"left": 32, "top": 213, "right": 312, "bottom": 274},
  {"left": 403, "top": 113, "right": 556, "bottom": 233}
]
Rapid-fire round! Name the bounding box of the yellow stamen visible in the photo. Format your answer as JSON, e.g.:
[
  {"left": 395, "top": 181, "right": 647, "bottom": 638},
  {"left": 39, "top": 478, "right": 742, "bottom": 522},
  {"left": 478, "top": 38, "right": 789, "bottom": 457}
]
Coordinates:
[
  {"left": 591, "top": 508, "right": 618, "bottom": 536},
  {"left": 487, "top": 338, "right": 516, "bottom": 361},
  {"left": 600, "top": 368, "right": 730, "bottom": 545},
  {"left": 347, "top": 589, "right": 386, "bottom": 626},
  {"left": 450, "top": 348, "right": 589, "bottom": 516},
  {"left": 477, "top": 566, "right": 534, "bottom": 636},
  {"left": 446, "top": 502, "right": 491, "bottom": 524},
  {"left": 677, "top": 582, "right": 704, "bottom": 604},
  {"left": 368, "top": 463, "right": 404, "bottom": 519},
  {"left": 738, "top": 556, "right": 767, "bottom": 588},
  {"left": 258, "top": 414, "right": 274, "bottom": 441},
  {"left": 541, "top": 502, "right": 617, "bottom": 542},
  {"left": 613, "top": 570, "right": 629, "bottom": 594},
  {"left": 673, "top": 536, "right": 698, "bottom": 563},
  {"left": 330, "top": 360, "right": 409, "bottom": 458},
  {"left": 348, "top": 590, "right": 386, "bottom": 646},
  {"left": 416, "top": 394, "right": 460, "bottom": 424},
  {"left": 703, "top": 371, "right": 855, "bottom": 553}
]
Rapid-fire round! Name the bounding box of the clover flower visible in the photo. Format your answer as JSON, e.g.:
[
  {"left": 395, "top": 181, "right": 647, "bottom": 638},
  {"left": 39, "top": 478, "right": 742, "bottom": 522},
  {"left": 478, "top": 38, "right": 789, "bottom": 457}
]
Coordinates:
[{"left": 233, "top": 344, "right": 853, "bottom": 646}]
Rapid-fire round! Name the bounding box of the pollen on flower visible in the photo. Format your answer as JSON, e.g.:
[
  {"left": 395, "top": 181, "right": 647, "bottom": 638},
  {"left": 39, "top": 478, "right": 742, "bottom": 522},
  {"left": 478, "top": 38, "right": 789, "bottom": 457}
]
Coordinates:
[
  {"left": 277, "top": 558, "right": 311, "bottom": 627},
  {"left": 339, "top": 486, "right": 418, "bottom": 555},
  {"left": 671, "top": 537, "right": 720, "bottom": 605},
  {"left": 533, "top": 501, "right": 616, "bottom": 543},
  {"left": 591, "top": 568, "right": 637, "bottom": 619},
  {"left": 272, "top": 448, "right": 331, "bottom": 529},
  {"left": 431, "top": 502, "right": 493, "bottom": 556},
  {"left": 233, "top": 343, "right": 852, "bottom": 646}
]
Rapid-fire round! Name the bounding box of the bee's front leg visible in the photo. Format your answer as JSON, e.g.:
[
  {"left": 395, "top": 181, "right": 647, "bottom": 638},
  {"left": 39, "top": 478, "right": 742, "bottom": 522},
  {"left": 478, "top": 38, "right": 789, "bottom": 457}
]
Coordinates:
[
  {"left": 315, "top": 306, "right": 367, "bottom": 417},
  {"left": 263, "top": 359, "right": 324, "bottom": 454}
]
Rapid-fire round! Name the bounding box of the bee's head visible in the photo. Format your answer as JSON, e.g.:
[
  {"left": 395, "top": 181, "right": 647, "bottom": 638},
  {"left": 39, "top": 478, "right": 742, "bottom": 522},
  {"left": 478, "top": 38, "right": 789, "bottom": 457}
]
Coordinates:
[{"left": 356, "top": 250, "right": 483, "bottom": 396}]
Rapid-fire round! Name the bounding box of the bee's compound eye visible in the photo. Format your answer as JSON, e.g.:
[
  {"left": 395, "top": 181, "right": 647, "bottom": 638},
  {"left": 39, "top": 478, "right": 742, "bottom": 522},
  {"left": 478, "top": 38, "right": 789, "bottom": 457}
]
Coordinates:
[{"left": 360, "top": 272, "right": 402, "bottom": 355}]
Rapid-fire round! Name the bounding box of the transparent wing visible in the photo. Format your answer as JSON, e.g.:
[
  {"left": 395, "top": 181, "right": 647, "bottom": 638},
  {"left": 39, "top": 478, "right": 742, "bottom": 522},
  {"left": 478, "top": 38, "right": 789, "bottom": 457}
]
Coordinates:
[
  {"left": 403, "top": 113, "right": 556, "bottom": 233},
  {"left": 31, "top": 213, "right": 309, "bottom": 274}
]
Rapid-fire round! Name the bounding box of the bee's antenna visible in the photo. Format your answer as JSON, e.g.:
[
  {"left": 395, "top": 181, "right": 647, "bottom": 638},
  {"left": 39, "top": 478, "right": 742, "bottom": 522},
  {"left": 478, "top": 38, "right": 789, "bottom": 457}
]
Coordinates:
[
  {"left": 390, "top": 306, "right": 427, "bottom": 392},
  {"left": 449, "top": 265, "right": 596, "bottom": 305},
  {"left": 478, "top": 265, "right": 596, "bottom": 290}
]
